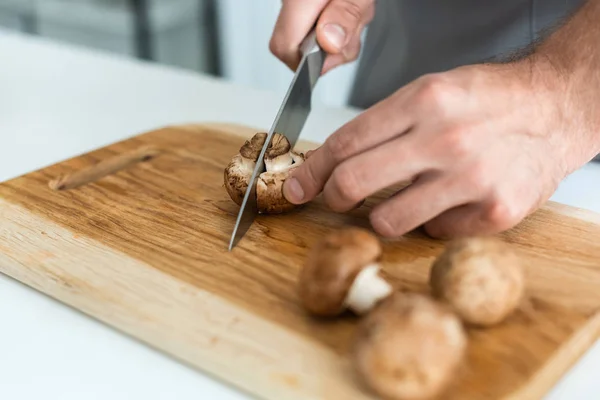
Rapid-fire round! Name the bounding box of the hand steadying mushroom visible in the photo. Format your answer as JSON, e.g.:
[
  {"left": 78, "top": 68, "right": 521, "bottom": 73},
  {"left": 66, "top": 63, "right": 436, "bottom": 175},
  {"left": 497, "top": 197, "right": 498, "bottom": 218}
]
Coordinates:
[
  {"left": 298, "top": 227, "right": 393, "bottom": 317},
  {"left": 429, "top": 236, "right": 526, "bottom": 327},
  {"left": 352, "top": 292, "right": 467, "bottom": 400},
  {"left": 224, "top": 132, "right": 305, "bottom": 214}
]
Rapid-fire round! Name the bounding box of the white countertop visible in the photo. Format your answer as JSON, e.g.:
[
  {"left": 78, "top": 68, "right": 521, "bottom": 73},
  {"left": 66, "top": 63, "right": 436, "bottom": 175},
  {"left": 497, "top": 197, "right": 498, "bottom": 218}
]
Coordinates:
[{"left": 1, "top": 29, "right": 600, "bottom": 400}]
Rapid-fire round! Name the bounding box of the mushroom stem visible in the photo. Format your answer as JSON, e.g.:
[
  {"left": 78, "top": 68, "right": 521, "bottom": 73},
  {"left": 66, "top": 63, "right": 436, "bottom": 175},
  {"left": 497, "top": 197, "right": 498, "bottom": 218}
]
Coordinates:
[
  {"left": 239, "top": 156, "right": 256, "bottom": 172},
  {"left": 344, "top": 264, "right": 393, "bottom": 315},
  {"left": 265, "top": 153, "right": 293, "bottom": 172}
]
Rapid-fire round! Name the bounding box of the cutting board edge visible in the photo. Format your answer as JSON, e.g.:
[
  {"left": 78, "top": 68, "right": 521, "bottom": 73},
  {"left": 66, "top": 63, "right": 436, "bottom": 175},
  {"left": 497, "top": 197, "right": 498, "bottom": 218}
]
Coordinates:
[{"left": 505, "top": 310, "right": 600, "bottom": 400}]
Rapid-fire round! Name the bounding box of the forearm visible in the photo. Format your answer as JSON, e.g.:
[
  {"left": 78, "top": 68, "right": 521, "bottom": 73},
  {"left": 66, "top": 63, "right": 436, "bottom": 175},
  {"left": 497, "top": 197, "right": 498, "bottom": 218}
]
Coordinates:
[
  {"left": 530, "top": 0, "right": 600, "bottom": 164},
  {"left": 535, "top": 0, "right": 600, "bottom": 74}
]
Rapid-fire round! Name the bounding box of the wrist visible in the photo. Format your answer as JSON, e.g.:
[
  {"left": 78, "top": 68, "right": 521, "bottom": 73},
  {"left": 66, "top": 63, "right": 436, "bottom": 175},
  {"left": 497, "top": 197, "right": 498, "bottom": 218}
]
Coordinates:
[{"left": 518, "top": 53, "right": 600, "bottom": 175}]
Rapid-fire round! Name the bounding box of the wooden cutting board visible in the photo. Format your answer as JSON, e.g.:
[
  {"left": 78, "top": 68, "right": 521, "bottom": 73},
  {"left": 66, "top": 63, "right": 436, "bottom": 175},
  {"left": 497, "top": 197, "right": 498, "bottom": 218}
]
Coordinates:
[{"left": 1, "top": 123, "right": 600, "bottom": 400}]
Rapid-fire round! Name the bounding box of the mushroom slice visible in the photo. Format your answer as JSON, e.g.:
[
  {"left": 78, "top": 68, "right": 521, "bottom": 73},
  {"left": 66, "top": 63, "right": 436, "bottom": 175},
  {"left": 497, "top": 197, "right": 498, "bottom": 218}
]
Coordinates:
[
  {"left": 298, "top": 227, "right": 393, "bottom": 317},
  {"left": 256, "top": 150, "right": 305, "bottom": 214},
  {"left": 429, "top": 236, "right": 525, "bottom": 327},
  {"left": 264, "top": 133, "right": 293, "bottom": 172},
  {"left": 224, "top": 132, "right": 305, "bottom": 214},
  {"left": 224, "top": 132, "right": 267, "bottom": 206},
  {"left": 352, "top": 293, "right": 467, "bottom": 400}
]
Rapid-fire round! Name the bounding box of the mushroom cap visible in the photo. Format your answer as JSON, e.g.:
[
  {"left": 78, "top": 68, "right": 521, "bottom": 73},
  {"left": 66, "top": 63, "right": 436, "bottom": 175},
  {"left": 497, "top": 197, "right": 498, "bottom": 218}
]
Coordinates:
[
  {"left": 352, "top": 292, "right": 467, "bottom": 400},
  {"left": 223, "top": 154, "right": 251, "bottom": 206},
  {"left": 265, "top": 133, "right": 291, "bottom": 160},
  {"left": 239, "top": 132, "right": 267, "bottom": 160},
  {"left": 224, "top": 132, "right": 267, "bottom": 206},
  {"left": 298, "top": 227, "right": 382, "bottom": 317},
  {"left": 429, "top": 237, "right": 525, "bottom": 326}
]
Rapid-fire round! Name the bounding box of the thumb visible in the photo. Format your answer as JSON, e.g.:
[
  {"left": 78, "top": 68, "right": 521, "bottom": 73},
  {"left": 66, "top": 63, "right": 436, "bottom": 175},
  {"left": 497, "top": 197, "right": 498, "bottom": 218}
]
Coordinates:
[{"left": 316, "top": 0, "right": 374, "bottom": 54}]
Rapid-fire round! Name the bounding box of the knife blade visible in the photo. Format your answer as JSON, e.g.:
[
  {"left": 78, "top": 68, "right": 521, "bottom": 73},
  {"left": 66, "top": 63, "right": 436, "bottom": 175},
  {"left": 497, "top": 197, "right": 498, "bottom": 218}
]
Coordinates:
[{"left": 228, "top": 29, "right": 326, "bottom": 251}]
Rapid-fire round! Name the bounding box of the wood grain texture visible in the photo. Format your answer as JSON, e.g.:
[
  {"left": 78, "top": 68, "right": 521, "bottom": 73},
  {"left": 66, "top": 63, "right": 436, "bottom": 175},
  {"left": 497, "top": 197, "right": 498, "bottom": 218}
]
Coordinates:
[{"left": 1, "top": 123, "right": 600, "bottom": 400}]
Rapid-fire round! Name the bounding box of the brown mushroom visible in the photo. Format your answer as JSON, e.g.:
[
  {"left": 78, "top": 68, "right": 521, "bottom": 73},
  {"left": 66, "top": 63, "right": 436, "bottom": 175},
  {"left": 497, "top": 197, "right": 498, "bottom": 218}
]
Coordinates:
[
  {"left": 352, "top": 292, "right": 467, "bottom": 400},
  {"left": 257, "top": 150, "right": 305, "bottom": 214},
  {"left": 224, "top": 132, "right": 305, "bottom": 214},
  {"left": 429, "top": 236, "right": 525, "bottom": 327},
  {"left": 297, "top": 227, "right": 393, "bottom": 317}
]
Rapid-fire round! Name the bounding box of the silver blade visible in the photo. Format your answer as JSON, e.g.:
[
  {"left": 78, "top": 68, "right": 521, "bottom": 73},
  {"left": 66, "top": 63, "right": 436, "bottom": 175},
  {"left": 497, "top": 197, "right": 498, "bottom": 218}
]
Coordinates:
[{"left": 228, "top": 37, "right": 325, "bottom": 251}]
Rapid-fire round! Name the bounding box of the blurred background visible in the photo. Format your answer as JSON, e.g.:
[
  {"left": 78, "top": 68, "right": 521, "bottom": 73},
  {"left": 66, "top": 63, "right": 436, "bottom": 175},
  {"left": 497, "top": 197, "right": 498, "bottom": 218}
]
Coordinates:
[{"left": 0, "top": 0, "right": 363, "bottom": 108}]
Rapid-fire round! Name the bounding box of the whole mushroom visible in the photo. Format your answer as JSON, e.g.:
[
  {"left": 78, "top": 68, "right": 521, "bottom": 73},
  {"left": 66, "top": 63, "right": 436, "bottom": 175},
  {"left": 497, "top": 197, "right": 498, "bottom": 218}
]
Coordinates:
[
  {"left": 224, "top": 132, "right": 305, "bottom": 214},
  {"left": 429, "top": 236, "right": 525, "bottom": 327},
  {"left": 352, "top": 292, "right": 467, "bottom": 400},
  {"left": 298, "top": 227, "right": 393, "bottom": 317}
]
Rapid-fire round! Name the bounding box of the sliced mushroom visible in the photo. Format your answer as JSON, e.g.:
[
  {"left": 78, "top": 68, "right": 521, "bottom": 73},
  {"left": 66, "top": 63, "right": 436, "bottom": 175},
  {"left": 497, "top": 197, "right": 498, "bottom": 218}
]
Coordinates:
[
  {"left": 429, "top": 236, "right": 525, "bottom": 327},
  {"left": 298, "top": 227, "right": 393, "bottom": 317},
  {"left": 352, "top": 292, "right": 467, "bottom": 400},
  {"left": 224, "top": 132, "right": 305, "bottom": 214},
  {"left": 223, "top": 132, "right": 266, "bottom": 206}
]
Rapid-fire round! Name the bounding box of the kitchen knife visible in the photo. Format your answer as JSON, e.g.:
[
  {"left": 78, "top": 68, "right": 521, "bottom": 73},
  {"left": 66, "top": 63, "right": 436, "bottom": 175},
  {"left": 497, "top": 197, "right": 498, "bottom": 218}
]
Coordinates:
[{"left": 228, "top": 29, "right": 326, "bottom": 251}]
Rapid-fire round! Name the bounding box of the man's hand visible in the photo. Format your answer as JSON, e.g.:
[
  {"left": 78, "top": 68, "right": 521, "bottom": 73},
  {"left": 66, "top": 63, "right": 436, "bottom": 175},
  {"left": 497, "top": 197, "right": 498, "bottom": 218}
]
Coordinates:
[
  {"left": 282, "top": 58, "right": 599, "bottom": 239},
  {"left": 269, "top": 0, "right": 375, "bottom": 74}
]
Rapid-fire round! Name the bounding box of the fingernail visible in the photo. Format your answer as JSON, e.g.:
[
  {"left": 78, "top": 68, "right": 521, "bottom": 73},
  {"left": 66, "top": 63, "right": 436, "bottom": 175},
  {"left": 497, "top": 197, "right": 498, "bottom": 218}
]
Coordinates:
[
  {"left": 322, "top": 24, "right": 346, "bottom": 50},
  {"left": 284, "top": 177, "right": 304, "bottom": 203}
]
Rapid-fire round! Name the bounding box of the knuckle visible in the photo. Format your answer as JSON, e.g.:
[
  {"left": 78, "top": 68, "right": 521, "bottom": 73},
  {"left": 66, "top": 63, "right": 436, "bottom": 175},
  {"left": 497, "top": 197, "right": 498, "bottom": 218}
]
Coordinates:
[
  {"left": 415, "top": 73, "right": 453, "bottom": 111},
  {"left": 268, "top": 35, "right": 285, "bottom": 57},
  {"left": 333, "top": 0, "right": 364, "bottom": 24},
  {"left": 442, "top": 126, "right": 472, "bottom": 158},
  {"left": 370, "top": 212, "right": 397, "bottom": 237},
  {"left": 481, "top": 199, "right": 521, "bottom": 231},
  {"left": 268, "top": 38, "right": 280, "bottom": 58},
  {"left": 330, "top": 164, "right": 363, "bottom": 204},
  {"left": 326, "top": 131, "right": 358, "bottom": 163}
]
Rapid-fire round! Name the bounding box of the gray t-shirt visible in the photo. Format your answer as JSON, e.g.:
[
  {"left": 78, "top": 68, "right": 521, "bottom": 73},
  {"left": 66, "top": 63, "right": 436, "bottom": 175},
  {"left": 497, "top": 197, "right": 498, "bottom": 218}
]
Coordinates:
[{"left": 349, "top": 0, "right": 585, "bottom": 109}]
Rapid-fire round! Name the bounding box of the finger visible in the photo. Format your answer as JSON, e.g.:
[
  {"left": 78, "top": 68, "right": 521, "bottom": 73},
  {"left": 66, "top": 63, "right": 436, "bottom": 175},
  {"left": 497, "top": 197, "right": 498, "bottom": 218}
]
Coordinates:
[
  {"left": 270, "top": 0, "right": 330, "bottom": 70},
  {"left": 283, "top": 145, "right": 335, "bottom": 204},
  {"left": 322, "top": 34, "right": 362, "bottom": 74},
  {"left": 316, "top": 0, "right": 374, "bottom": 54},
  {"left": 423, "top": 199, "right": 523, "bottom": 239},
  {"left": 283, "top": 85, "right": 418, "bottom": 204},
  {"left": 369, "top": 174, "right": 475, "bottom": 238},
  {"left": 421, "top": 204, "right": 482, "bottom": 239},
  {"left": 304, "top": 146, "right": 322, "bottom": 159},
  {"left": 321, "top": 133, "right": 425, "bottom": 212},
  {"left": 325, "top": 82, "right": 419, "bottom": 161}
]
